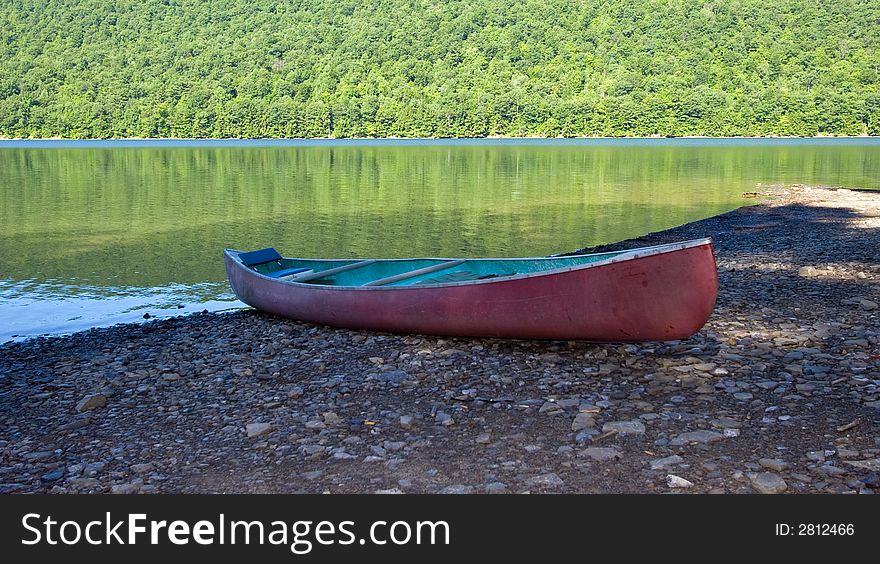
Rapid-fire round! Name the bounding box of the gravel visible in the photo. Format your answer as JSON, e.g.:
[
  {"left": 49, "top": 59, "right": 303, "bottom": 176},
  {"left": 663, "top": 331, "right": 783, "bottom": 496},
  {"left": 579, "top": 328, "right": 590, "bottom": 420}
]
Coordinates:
[{"left": 1, "top": 185, "right": 878, "bottom": 494}]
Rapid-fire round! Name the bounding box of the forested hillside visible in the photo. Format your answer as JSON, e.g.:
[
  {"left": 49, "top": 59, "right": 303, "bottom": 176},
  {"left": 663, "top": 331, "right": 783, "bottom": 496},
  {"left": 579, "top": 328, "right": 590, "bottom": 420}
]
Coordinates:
[{"left": 1, "top": 0, "right": 878, "bottom": 138}]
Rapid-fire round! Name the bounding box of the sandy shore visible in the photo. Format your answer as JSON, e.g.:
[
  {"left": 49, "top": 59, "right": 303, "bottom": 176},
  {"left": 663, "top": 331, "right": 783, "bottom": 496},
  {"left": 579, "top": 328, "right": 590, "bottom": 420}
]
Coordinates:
[{"left": 1, "top": 185, "right": 878, "bottom": 494}]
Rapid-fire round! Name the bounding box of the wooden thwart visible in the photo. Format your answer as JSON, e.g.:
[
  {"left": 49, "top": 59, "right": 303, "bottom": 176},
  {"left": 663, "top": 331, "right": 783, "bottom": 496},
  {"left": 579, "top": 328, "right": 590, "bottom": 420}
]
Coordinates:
[
  {"left": 362, "top": 259, "right": 466, "bottom": 287},
  {"left": 282, "top": 260, "right": 377, "bottom": 282}
]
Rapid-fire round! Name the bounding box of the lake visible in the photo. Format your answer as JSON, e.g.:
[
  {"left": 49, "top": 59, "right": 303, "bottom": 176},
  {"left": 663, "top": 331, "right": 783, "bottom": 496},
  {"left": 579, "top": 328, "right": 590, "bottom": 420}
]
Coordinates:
[{"left": 2, "top": 138, "right": 878, "bottom": 341}]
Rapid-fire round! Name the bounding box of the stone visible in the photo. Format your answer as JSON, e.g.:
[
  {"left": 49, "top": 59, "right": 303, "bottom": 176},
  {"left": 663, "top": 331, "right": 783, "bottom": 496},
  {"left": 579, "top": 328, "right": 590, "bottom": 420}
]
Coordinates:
[
  {"left": 439, "top": 484, "right": 475, "bottom": 494},
  {"left": 571, "top": 412, "right": 596, "bottom": 432},
  {"left": 650, "top": 455, "right": 684, "bottom": 471},
  {"left": 322, "top": 411, "right": 341, "bottom": 425},
  {"left": 110, "top": 483, "right": 141, "bottom": 494},
  {"left": 130, "top": 463, "right": 154, "bottom": 474},
  {"left": 68, "top": 478, "right": 100, "bottom": 489},
  {"left": 305, "top": 420, "right": 326, "bottom": 431},
  {"left": 575, "top": 428, "right": 599, "bottom": 444},
  {"left": 484, "top": 482, "right": 508, "bottom": 494},
  {"left": 526, "top": 473, "right": 565, "bottom": 489},
  {"left": 399, "top": 415, "right": 414, "bottom": 429},
  {"left": 246, "top": 422, "right": 272, "bottom": 438},
  {"left": 435, "top": 412, "right": 454, "bottom": 426},
  {"left": 798, "top": 266, "right": 818, "bottom": 277},
  {"left": 859, "top": 299, "right": 878, "bottom": 311},
  {"left": 76, "top": 394, "right": 107, "bottom": 412},
  {"left": 750, "top": 472, "right": 788, "bottom": 494},
  {"left": 375, "top": 488, "right": 403, "bottom": 494},
  {"left": 602, "top": 420, "right": 645, "bottom": 435},
  {"left": 670, "top": 430, "right": 724, "bottom": 446},
  {"left": 666, "top": 474, "right": 694, "bottom": 488},
  {"left": 40, "top": 468, "right": 64, "bottom": 482},
  {"left": 539, "top": 401, "right": 562, "bottom": 414},
  {"left": 475, "top": 432, "right": 492, "bottom": 444},
  {"left": 59, "top": 418, "right": 91, "bottom": 431},
  {"left": 758, "top": 458, "right": 790, "bottom": 472},
  {"left": 579, "top": 447, "right": 623, "bottom": 462},
  {"left": 711, "top": 417, "right": 742, "bottom": 429},
  {"left": 843, "top": 459, "right": 880, "bottom": 472}
]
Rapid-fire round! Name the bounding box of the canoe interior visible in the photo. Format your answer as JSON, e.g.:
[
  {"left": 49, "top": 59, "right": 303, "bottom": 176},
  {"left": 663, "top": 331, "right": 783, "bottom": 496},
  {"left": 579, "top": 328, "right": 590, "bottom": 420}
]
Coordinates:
[{"left": 249, "top": 252, "right": 627, "bottom": 287}]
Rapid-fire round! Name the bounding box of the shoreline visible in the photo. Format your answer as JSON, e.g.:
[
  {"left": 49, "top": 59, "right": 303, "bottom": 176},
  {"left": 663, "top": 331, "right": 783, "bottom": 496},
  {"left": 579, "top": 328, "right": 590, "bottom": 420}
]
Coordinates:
[
  {"left": 1, "top": 184, "right": 878, "bottom": 494},
  {"left": 1, "top": 135, "right": 878, "bottom": 145}
]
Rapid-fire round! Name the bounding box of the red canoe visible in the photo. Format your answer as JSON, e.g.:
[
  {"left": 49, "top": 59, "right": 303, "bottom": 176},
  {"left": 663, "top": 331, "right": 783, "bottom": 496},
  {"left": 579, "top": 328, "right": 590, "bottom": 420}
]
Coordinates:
[{"left": 224, "top": 239, "right": 717, "bottom": 341}]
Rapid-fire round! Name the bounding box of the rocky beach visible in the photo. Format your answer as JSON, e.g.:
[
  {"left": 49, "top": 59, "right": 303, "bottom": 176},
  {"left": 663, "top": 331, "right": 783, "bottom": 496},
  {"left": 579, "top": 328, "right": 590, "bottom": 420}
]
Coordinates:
[{"left": 1, "top": 185, "right": 878, "bottom": 494}]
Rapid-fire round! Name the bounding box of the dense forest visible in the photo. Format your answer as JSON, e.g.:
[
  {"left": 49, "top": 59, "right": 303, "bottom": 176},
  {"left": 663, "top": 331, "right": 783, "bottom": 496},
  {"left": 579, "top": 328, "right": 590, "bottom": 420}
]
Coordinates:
[{"left": 1, "top": 0, "right": 878, "bottom": 138}]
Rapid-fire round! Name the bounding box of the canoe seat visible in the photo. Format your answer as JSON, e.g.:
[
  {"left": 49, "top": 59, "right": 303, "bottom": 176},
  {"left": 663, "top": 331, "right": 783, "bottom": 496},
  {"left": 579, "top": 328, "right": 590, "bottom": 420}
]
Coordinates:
[
  {"left": 415, "top": 271, "right": 505, "bottom": 285},
  {"left": 416, "top": 270, "right": 482, "bottom": 284},
  {"left": 267, "top": 267, "right": 311, "bottom": 279},
  {"left": 238, "top": 247, "right": 283, "bottom": 267}
]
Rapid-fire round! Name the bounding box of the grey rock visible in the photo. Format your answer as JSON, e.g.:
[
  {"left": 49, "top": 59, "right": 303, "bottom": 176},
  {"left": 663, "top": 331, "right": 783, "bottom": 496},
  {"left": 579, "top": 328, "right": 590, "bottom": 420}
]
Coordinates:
[
  {"left": 110, "top": 483, "right": 141, "bottom": 494},
  {"left": 375, "top": 488, "right": 403, "bottom": 494},
  {"left": 246, "top": 422, "right": 272, "bottom": 438},
  {"left": 68, "top": 477, "right": 100, "bottom": 489},
  {"left": 758, "top": 458, "right": 790, "bottom": 472},
  {"left": 670, "top": 430, "right": 724, "bottom": 445},
  {"left": 650, "top": 455, "right": 684, "bottom": 470},
  {"left": 435, "top": 412, "right": 454, "bottom": 426},
  {"left": 666, "top": 474, "right": 694, "bottom": 488},
  {"left": 571, "top": 412, "right": 596, "bottom": 432},
  {"left": 750, "top": 472, "right": 788, "bottom": 494},
  {"left": 76, "top": 394, "right": 107, "bottom": 412},
  {"left": 711, "top": 417, "right": 742, "bottom": 429},
  {"left": 484, "top": 482, "right": 509, "bottom": 494},
  {"left": 579, "top": 447, "right": 623, "bottom": 462},
  {"left": 602, "top": 420, "right": 645, "bottom": 435},
  {"left": 843, "top": 459, "right": 880, "bottom": 472},
  {"left": 439, "top": 484, "right": 475, "bottom": 494},
  {"left": 41, "top": 468, "right": 64, "bottom": 481},
  {"left": 526, "top": 473, "right": 565, "bottom": 489}
]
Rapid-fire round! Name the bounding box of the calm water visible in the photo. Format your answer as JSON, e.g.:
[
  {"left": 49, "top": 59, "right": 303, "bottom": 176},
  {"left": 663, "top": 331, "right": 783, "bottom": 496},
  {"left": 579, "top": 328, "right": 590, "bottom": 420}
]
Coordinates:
[{"left": 2, "top": 138, "right": 878, "bottom": 340}]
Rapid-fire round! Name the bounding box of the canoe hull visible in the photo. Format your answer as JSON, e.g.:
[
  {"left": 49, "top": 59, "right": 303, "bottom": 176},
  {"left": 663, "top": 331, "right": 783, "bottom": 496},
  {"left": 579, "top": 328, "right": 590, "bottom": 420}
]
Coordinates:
[{"left": 224, "top": 243, "right": 717, "bottom": 341}]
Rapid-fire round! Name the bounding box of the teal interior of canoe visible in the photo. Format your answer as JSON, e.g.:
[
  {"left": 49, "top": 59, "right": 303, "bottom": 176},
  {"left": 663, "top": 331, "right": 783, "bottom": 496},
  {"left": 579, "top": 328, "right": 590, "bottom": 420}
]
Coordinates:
[{"left": 249, "top": 251, "right": 626, "bottom": 287}]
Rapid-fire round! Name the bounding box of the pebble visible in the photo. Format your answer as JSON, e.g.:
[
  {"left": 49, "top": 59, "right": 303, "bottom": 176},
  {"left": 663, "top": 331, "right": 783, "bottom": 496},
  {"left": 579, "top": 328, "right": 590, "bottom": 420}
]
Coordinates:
[
  {"left": 439, "top": 484, "right": 475, "bottom": 494},
  {"left": 650, "top": 455, "right": 684, "bottom": 471},
  {"left": 484, "top": 482, "right": 509, "bottom": 494},
  {"left": 75, "top": 394, "right": 107, "bottom": 412},
  {"left": 602, "top": 421, "right": 646, "bottom": 435},
  {"left": 110, "top": 483, "right": 141, "bottom": 494},
  {"left": 40, "top": 468, "right": 64, "bottom": 481},
  {"left": 526, "top": 473, "right": 565, "bottom": 489},
  {"left": 666, "top": 474, "right": 694, "bottom": 488},
  {"left": 435, "top": 411, "right": 454, "bottom": 426},
  {"left": 758, "top": 458, "right": 790, "bottom": 472},
  {"left": 246, "top": 422, "right": 272, "bottom": 438},
  {"left": 571, "top": 412, "right": 596, "bottom": 431},
  {"left": 670, "top": 430, "right": 724, "bottom": 446},
  {"left": 750, "top": 472, "right": 788, "bottom": 494},
  {"left": 579, "top": 447, "right": 623, "bottom": 462},
  {"left": 130, "top": 463, "right": 154, "bottom": 474}
]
